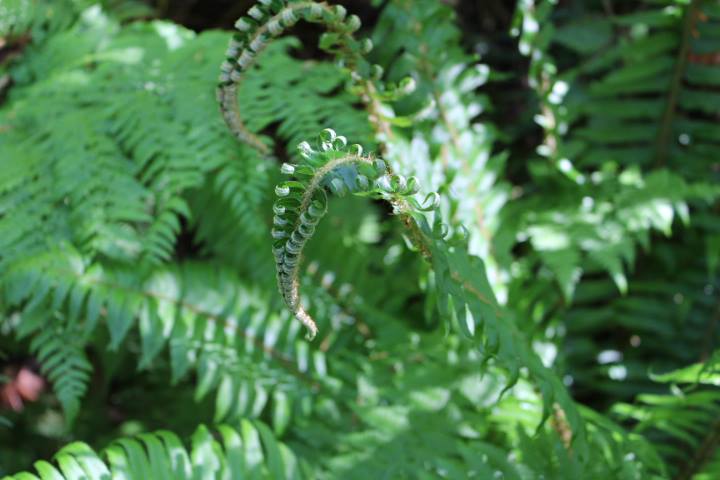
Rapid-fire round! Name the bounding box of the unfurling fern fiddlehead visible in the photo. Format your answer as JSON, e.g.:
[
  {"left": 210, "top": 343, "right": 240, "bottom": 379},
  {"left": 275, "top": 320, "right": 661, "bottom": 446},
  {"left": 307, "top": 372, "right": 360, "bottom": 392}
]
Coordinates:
[
  {"left": 271, "top": 128, "right": 435, "bottom": 339},
  {"left": 216, "top": 3, "right": 586, "bottom": 449},
  {"left": 217, "top": 0, "right": 412, "bottom": 157},
  {"left": 216, "top": 1, "right": 533, "bottom": 360},
  {"left": 218, "top": 0, "right": 419, "bottom": 338},
  {"left": 266, "top": 130, "right": 589, "bottom": 459}
]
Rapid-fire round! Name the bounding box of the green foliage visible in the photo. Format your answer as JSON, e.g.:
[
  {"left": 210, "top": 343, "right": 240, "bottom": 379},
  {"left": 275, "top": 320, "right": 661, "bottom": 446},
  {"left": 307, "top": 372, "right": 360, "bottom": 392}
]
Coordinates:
[
  {"left": 613, "top": 359, "right": 720, "bottom": 479},
  {"left": 508, "top": 0, "right": 720, "bottom": 299},
  {"left": 1, "top": 0, "right": 720, "bottom": 477},
  {"left": 2, "top": 420, "right": 303, "bottom": 479}
]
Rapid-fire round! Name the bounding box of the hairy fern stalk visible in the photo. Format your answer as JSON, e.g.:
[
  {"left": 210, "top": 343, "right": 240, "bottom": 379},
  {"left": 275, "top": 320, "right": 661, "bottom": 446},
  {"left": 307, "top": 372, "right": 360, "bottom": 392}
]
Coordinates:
[{"left": 1, "top": 0, "right": 720, "bottom": 478}]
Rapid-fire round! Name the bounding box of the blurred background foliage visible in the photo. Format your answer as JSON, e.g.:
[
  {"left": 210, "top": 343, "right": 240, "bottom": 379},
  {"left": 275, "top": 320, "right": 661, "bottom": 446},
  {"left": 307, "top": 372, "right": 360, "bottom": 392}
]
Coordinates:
[{"left": 1, "top": 0, "right": 720, "bottom": 478}]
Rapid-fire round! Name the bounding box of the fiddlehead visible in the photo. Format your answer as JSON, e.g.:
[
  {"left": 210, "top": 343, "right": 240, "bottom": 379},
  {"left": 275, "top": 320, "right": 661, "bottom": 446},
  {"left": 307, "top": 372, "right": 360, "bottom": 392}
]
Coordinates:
[
  {"left": 271, "top": 128, "right": 431, "bottom": 339},
  {"left": 218, "top": 1, "right": 367, "bottom": 156}
]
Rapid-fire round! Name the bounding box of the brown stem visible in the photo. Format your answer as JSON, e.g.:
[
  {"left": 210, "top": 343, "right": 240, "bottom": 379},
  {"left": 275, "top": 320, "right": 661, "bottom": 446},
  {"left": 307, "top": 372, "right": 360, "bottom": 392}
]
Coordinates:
[{"left": 551, "top": 403, "right": 573, "bottom": 451}]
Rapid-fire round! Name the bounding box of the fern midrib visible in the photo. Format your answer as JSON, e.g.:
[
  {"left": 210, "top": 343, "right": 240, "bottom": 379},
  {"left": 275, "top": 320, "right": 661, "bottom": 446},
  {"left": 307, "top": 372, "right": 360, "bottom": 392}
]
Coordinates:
[
  {"left": 390, "top": 202, "right": 500, "bottom": 313},
  {"left": 654, "top": 0, "right": 700, "bottom": 167},
  {"left": 298, "top": 154, "right": 372, "bottom": 215}
]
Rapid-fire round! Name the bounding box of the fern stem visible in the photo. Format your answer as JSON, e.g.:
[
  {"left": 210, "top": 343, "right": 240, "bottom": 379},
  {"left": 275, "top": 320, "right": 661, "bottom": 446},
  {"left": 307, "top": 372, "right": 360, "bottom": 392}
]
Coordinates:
[
  {"left": 551, "top": 404, "right": 573, "bottom": 451},
  {"left": 381, "top": 185, "right": 502, "bottom": 315},
  {"left": 217, "top": 84, "right": 271, "bottom": 155},
  {"left": 359, "top": 79, "right": 395, "bottom": 155},
  {"left": 654, "top": 0, "right": 700, "bottom": 167},
  {"left": 219, "top": 2, "right": 326, "bottom": 155}
]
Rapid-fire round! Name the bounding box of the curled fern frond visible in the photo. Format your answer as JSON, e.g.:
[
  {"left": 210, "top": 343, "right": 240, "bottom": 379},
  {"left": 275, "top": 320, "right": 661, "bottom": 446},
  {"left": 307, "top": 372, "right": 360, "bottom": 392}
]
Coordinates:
[
  {"left": 271, "top": 130, "right": 587, "bottom": 450},
  {"left": 272, "top": 128, "right": 424, "bottom": 339},
  {"left": 218, "top": 1, "right": 414, "bottom": 158},
  {"left": 217, "top": 0, "right": 371, "bottom": 156}
]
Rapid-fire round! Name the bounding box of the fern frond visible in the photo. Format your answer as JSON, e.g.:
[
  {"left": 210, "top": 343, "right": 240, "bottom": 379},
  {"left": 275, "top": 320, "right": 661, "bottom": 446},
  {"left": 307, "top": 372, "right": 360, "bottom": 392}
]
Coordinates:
[
  {"left": 563, "top": 226, "right": 720, "bottom": 402},
  {"left": 238, "top": 37, "right": 375, "bottom": 154},
  {"left": 0, "top": 16, "right": 274, "bottom": 273},
  {"left": 506, "top": 0, "right": 720, "bottom": 299},
  {"left": 562, "top": 0, "right": 720, "bottom": 174},
  {"left": 373, "top": 0, "right": 506, "bottom": 272},
  {"left": 27, "top": 325, "right": 91, "bottom": 425},
  {"left": 271, "top": 128, "right": 432, "bottom": 338},
  {"left": 2, "top": 249, "right": 348, "bottom": 426},
  {"left": 0, "top": 0, "right": 81, "bottom": 46},
  {"left": 217, "top": 0, "right": 369, "bottom": 155},
  {"left": 273, "top": 129, "right": 588, "bottom": 451},
  {"left": 2, "top": 420, "right": 303, "bottom": 479},
  {"left": 613, "top": 359, "right": 720, "bottom": 479}
]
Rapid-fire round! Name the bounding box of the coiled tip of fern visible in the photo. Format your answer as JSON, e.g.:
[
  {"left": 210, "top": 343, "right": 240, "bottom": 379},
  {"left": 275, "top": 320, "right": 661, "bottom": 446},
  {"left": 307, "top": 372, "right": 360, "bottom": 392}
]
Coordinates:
[
  {"left": 219, "top": 1, "right": 384, "bottom": 158},
  {"left": 271, "top": 128, "right": 441, "bottom": 341},
  {"left": 296, "top": 308, "right": 319, "bottom": 341}
]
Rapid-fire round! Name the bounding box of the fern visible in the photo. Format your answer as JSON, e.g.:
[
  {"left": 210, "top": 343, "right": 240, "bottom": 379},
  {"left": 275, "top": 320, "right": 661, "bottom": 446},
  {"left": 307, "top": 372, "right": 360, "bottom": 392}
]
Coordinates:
[
  {"left": 2, "top": 247, "right": 352, "bottom": 428},
  {"left": 372, "top": 0, "right": 507, "bottom": 290},
  {"left": 270, "top": 128, "right": 430, "bottom": 338},
  {"left": 27, "top": 325, "right": 91, "bottom": 425},
  {"left": 267, "top": 128, "right": 588, "bottom": 452},
  {"left": 222, "top": 7, "right": 582, "bottom": 437},
  {"left": 561, "top": 225, "right": 719, "bottom": 401},
  {"left": 217, "top": 0, "right": 376, "bottom": 156},
  {"left": 0, "top": 7, "right": 377, "bottom": 424},
  {"left": 3, "top": 0, "right": 720, "bottom": 477},
  {"left": 613, "top": 358, "right": 720, "bottom": 479},
  {"left": 2, "top": 420, "right": 302, "bottom": 479},
  {"left": 507, "top": 0, "right": 720, "bottom": 298}
]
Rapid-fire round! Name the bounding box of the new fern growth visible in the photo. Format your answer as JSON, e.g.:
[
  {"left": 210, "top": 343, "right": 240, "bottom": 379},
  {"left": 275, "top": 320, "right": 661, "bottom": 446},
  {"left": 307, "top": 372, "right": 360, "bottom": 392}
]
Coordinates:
[
  {"left": 217, "top": 0, "right": 420, "bottom": 339},
  {"left": 217, "top": 1, "right": 587, "bottom": 448},
  {"left": 217, "top": 1, "right": 367, "bottom": 156},
  {"left": 217, "top": 0, "right": 413, "bottom": 157},
  {"left": 268, "top": 129, "right": 589, "bottom": 449},
  {"left": 271, "top": 128, "right": 431, "bottom": 339}
]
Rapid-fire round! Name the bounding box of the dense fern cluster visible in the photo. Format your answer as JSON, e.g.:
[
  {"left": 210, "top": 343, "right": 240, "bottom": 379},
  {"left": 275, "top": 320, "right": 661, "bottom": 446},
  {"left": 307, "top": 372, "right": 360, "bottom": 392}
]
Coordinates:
[{"left": 1, "top": 0, "right": 720, "bottom": 478}]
